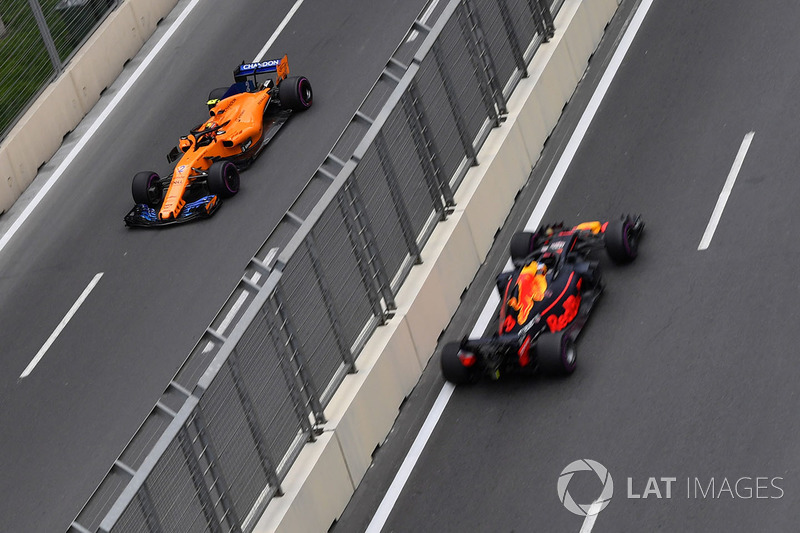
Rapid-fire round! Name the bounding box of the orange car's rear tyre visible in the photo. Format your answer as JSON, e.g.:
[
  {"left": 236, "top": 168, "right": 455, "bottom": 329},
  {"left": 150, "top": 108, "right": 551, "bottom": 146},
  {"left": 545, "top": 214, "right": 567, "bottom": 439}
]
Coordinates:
[
  {"left": 279, "top": 76, "right": 312, "bottom": 111},
  {"left": 132, "top": 171, "right": 162, "bottom": 207},
  {"left": 207, "top": 161, "right": 239, "bottom": 198}
]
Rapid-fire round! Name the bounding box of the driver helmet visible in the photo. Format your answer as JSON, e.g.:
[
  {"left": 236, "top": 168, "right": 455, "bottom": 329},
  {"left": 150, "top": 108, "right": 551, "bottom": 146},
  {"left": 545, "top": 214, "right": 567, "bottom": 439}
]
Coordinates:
[
  {"left": 197, "top": 122, "right": 218, "bottom": 146},
  {"left": 540, "top": 252, "right": 557, "bottom": 271}
]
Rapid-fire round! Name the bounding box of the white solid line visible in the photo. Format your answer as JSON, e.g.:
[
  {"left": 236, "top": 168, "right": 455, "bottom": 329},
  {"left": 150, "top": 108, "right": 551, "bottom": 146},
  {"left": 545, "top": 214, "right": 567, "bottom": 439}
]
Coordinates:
[
  {"left": 698, "top": 131, "right": 755, "bottom": 250},
  {"left": 20, "top": 273, "right": 104, "bottom": 378},
  {"left": 579, "top": 500, "right": 604, "bottom": 533},
  {"left": 525, "top": 0, "right": 655, "bottom": 231},
  {"left": 364, "top": 382, "right": 456, "bottom": 533},
  {"left": 253, "top": 0, "right": 305, "bottom": 62},
  {"left": 0, "top": 0, "right": 204, "bottom": 258},
  {"left": 365, "top": 1, "right": 655, "bottom": 531}
]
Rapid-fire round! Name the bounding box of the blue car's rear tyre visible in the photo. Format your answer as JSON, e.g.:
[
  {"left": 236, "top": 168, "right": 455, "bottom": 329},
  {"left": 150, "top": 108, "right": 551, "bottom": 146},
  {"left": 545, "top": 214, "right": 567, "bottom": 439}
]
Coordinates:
[
  {"left": 441, "top": 342, "right": 477, "bottom": 385},
  {"left": 207, "top": 161, "right": 240, "bottom": 198},
  {"left": 537, "top": 331, "right": 577, "bottom": 376},
  {"left": 131, "top": 171, "right": 162, "bottom": 207}
]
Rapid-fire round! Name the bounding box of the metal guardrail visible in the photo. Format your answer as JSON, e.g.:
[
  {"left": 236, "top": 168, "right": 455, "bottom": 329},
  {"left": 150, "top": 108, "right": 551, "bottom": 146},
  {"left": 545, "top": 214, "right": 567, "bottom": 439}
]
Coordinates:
[
  {"left": 0, "top": 0, "right": 120, "bottom": 140},
  {"left": 69, "top": 0, "right": 562, "bottom": 531}
]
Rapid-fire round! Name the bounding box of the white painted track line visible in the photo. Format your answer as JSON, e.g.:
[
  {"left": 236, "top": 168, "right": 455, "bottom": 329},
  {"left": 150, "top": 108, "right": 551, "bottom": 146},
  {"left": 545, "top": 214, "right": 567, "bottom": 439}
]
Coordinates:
[
  {"left": 365, "top": 1, "right": 655, "bottom": 531},
  {"left": 253, "top": 0, "right": 305, "bottom": 62},
  {"left": 0, "top": 0, "right": 204, "bottom": 257},
  {"left": 20, "top": 273, "right": 104, "bottom": 379},
  {"left": 698, "top": 131, "right": 755, "bottom": 250},
  {"left": 579, "top": 499, "right": 604, "bottom": 533}
]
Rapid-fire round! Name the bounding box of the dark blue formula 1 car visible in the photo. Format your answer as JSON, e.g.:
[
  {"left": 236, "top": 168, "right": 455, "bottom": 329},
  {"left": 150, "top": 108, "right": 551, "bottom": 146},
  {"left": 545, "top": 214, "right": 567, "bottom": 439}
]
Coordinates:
[{"left": 441, "top": 215, "right": 644, "bottom": 384}]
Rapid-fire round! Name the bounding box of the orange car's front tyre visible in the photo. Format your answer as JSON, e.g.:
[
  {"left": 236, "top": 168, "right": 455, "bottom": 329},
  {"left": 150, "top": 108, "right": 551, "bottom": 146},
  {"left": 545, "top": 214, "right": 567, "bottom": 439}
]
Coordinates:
[
  {"left": 207, "top": 161, "right": 240, "bottom": 198},
  {"left": 132, "top": 171, "right": 162, "bottom": 207}
]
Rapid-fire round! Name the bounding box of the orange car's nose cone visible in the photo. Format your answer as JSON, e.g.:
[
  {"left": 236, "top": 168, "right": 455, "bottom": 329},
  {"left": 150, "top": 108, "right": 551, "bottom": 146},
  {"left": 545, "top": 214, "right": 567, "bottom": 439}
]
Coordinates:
[{"left": 160, "top": 172, "right": 188, "bottom": 219}]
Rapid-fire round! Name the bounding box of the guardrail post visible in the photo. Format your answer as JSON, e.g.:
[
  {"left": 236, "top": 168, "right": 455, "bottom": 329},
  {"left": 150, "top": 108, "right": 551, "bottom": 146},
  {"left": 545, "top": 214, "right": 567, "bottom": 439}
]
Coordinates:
[
  {"left": 529, "top": 0, "right": 556, "bottom": 42},
  {"left": 337, "top": 190, "right": 389, "bottom": 324},
  {"left": 136, "top": 485, "right": 164, "bottom": 533},
  {"left": 177, "top": 424, "right": 226, "bottom": 533},
  {"left": 431, "top": 41, "right": 480, "bottom": 166},
  {"left": 27, "top": 0, "right": 62, "bottom": 73},
  {"left": 344, "top": 177, "right": 397, "bottom": 311},
  {"left": 401, "top": 86, "right": 454, "bottom": 216},
  {"left": 262, "top": 305, "right": 318, "bottom": 439},
  {"left": 223, "top": 350, "right": 284, "bottom": 497},
  {"left": 460, "top": 0, "right": 508, "bottom": 122},
  {"left": 304, "top": 232, "right": 357, "bottom": 372},
  {"left": 272, "top": 288, "right": 327, "bottom": 425},
  {"left": 497, "top": 0, "right": 528, "bottom": 76},
  {"left": 374, "top": 132, "right": 423, "bottom": 265}
]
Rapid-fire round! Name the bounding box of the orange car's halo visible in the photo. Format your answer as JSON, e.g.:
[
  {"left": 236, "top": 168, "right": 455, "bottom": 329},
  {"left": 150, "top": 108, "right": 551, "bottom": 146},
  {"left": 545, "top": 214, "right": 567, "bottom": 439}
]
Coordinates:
[{"left": 159, "top": 89, "right": 273, "bottom": 220}]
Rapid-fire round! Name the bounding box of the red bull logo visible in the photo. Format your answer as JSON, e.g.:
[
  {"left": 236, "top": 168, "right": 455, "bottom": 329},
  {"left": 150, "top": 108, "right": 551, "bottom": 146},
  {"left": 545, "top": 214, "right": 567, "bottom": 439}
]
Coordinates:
[
  {"left": 507, "top": 262, "right": 548, "bottom": 324},
  {"left": 546, "top": 294, "right": 581, "bottom": 332}
]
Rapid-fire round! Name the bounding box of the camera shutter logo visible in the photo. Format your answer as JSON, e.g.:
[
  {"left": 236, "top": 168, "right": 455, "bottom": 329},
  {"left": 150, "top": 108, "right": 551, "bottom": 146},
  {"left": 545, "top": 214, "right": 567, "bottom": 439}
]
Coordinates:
[{"left": 557, "top": 459, "right": 614, "bottom": 516}]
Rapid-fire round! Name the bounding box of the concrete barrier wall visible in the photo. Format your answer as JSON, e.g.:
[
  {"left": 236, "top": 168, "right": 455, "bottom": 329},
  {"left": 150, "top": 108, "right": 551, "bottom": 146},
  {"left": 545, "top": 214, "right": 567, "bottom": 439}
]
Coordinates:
[
  {"left": 255, "top": 0, "right": 620, "bottom": 531},
  {"left": 0, "top": 0, "right": 179, "bottom": 214}
]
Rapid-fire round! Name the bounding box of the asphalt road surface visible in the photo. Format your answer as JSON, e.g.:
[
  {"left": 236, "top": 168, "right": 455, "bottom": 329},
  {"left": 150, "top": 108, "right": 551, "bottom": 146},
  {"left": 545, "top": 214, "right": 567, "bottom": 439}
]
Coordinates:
[
  {"left": 0, "top": 0, "right": 430, "bottom": 531},
  {"left": 334, "top": 0, "right": 800, "bottom": 532}
]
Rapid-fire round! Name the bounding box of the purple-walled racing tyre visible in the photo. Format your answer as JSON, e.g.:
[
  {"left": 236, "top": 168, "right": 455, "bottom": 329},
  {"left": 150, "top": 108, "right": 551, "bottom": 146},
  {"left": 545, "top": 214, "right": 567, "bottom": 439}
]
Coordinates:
[
  {"left": 279, "top": 76, "right": 313, "bottom": 111},
  {"left": 132, "top": 171, "right": 162, "bottom": 207},
  {"left": 207, "top": 161, "right": 240, "bottom": 198},
  {"left": 605, "top": 218, "right": 638, "bottom": 263},
  {"left": 537, "top": 331, "right": 577, "bottom": 376}
]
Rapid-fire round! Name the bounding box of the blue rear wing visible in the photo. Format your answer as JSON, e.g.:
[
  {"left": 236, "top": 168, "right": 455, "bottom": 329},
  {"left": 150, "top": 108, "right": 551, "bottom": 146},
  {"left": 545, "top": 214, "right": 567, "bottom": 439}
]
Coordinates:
[{"left": 234, "top": 55, "right": 289, "bottom": 82}]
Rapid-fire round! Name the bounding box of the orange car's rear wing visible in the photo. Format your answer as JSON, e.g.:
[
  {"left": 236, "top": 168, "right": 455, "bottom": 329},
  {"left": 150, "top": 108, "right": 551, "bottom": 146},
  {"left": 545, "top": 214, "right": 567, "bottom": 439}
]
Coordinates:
[{"left": 234, "top": 54, "right": 289, "bottom": 83}]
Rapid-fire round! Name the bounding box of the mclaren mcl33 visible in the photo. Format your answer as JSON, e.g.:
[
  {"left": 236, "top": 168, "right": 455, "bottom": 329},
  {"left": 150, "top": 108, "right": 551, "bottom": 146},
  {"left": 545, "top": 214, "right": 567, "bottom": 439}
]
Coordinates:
[
  {"left": 125, "top": 55, "right": 312, "bottom": 227},
  {"left": 441, "top": 215, "right": 645, "bottom": 384}
]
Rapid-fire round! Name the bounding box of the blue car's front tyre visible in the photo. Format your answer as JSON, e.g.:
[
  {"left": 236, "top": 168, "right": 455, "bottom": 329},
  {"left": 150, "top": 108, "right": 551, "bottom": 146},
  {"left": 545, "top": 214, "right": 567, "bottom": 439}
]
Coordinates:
[{"left": 605, "top": 217, "right": 639, "bottom": 263}]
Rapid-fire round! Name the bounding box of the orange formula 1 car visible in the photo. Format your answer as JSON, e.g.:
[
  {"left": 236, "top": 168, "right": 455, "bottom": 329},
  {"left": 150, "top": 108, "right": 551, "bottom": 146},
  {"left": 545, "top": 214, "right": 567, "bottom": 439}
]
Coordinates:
[{"left": 124, "top": 55, "right": 312, "bottom": 227}]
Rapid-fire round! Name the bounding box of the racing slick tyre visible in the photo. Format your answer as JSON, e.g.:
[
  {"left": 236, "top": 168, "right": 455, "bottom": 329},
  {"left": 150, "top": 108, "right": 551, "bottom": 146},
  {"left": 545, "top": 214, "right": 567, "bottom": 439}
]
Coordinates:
[
  {"left": 605, "top": 218, "right": 639, "bottom": 263},
  {"left": 207, "top": 161, "right": 240, "bottom": 198},
  {"left": 207, "top": 87, "right": 228, "bottom": 110},
  {"left": 537, "top": 331, "right": 577, "bottom": 376},
  {"left": 510, "top": 232, "right": 535, "bottom": 262},
  {"left": 131, "top": 171, "right": 162, "bottom": 207},
  {"left": 441, "top": 342, "right": 477, "bottom": 385},
  {"left": 278, "top": 76, "right": 313, "bottom": 111}
]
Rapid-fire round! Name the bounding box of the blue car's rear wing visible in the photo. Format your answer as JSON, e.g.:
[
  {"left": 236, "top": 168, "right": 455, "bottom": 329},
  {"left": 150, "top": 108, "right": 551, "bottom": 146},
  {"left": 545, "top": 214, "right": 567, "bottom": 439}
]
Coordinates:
[{"left": 234, "top": 54, "right": 289, "bottom": 82}]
